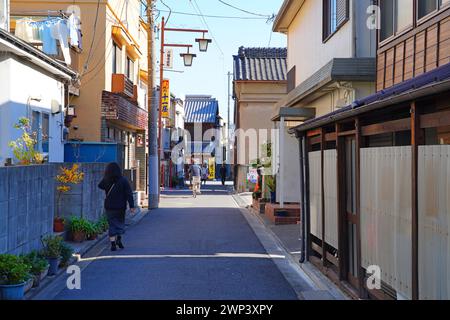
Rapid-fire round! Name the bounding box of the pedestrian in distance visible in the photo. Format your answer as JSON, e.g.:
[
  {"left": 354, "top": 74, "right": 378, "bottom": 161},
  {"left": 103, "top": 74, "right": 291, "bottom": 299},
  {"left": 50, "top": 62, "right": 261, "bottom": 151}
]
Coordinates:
[
  {"left": 201, "top": 162, "right": 209, "bottom": 186},
  {"left": 189, "top": 160, "right": 202, "bottom": 198},
  {"left": 98, "top": 162, "right": 136, "bottom": 252},
  {"left": 220, "top": 164, "right": 227, "bottom": 186}
]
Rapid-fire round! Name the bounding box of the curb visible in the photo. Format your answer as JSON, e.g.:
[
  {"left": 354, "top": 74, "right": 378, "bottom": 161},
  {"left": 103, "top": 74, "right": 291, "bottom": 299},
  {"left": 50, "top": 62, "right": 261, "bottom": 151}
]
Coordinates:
[
  {"left": 26, "top": 209, "right": 149, "bottom": 300},
  {"left": 231, "top": 194, "right": 349, "bottom": 300}
]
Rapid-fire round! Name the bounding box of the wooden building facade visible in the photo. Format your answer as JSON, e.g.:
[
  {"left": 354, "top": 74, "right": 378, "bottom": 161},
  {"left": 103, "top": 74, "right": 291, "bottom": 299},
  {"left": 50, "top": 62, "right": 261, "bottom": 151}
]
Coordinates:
[{"left": 293, "top": 0, "right": 450, "bottom": 300}]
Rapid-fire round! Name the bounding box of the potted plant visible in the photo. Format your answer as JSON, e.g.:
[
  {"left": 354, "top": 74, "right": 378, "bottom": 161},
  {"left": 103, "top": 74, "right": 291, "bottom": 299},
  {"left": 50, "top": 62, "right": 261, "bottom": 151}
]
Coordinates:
[
  {"left": 98, "top": 215, "right": 109, "bottom": 233},
  {"left": 68, "top": 216, "right": 90, "bottom": 243},
  {"left": 59, "top": 242, "right": 74, "bottom": 268},
  {"left": 266, "top": 175, "right": 276, "bottom": 204},
  {"left": 41, "top": 235, "right": 63, "bottom": 276},
  {"left": 53, "top": 217, "right": 66, "bottom": 233},
  {"left": 86, "top": 221, "right": 101, "bottom": 241},
  {"left": 54, "top": 164, "right": 84, "bottom": 232},
  {"left": 0, "top": 254, "right": 32, "bottom": 300},
  {"left": 7, "top": 117, "right": 44, "bottom": 166},
  {"left": 21, "top": 251, "right": 49, "bottom": 288}
]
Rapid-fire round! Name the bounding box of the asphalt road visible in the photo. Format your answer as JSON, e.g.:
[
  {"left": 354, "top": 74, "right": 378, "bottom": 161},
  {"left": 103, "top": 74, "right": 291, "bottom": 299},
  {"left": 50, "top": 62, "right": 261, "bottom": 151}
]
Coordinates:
[{"left": 52, "top": 185, "right": 299, "bottom": 300}]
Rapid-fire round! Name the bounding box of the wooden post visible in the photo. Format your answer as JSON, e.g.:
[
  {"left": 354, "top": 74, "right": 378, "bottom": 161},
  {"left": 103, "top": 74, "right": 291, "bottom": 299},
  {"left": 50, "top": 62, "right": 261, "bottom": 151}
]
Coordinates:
[
  {"left": 321, "top": 128, "right": 326, "bottom": 267},
  {"left": 355, "top": 118, "right": 364, "bottom": 297},
  {"left": 411, "top": 101, "right": 420, "bottom": 300},
  {"left": 336, "top": 122, "right": 346, "bottom": 280}
]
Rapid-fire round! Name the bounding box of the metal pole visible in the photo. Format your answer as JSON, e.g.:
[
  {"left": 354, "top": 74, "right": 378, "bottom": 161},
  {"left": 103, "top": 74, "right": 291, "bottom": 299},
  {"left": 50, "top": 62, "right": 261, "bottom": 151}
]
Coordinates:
[
  {"left": 227, "top": 71, "right": 231, "bottom": 131},
  {"left": 147, "top": 0, "right": 159, "bottom": 209},
  {"left": 158, "top": 16, "right": 165, "bottom": 197}
]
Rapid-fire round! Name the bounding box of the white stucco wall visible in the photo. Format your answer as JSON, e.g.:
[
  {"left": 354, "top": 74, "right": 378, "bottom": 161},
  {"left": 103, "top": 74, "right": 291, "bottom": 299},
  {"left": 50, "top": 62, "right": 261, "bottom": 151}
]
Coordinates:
[
  {"left": 0, "top": 55, "right": 66, "bottom": 165},
  {"left": 276, "top": 124, "right": 301, "bottom": 204},
  {"left": 287, "top": 0, "right": 375, "bottom": 86},
  {"left": 288, "top": 0, "right": 353, "bottom": 85}
]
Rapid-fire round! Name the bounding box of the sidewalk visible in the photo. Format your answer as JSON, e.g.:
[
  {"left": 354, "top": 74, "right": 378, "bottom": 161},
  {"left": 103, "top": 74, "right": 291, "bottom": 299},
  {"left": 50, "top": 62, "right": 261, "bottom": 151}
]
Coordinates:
[
  {"left": 26, "top": 208, "right": 149, "bottom": 300},
  {"left": 232, "top": 192, "right": 349, "bottom": 300}
]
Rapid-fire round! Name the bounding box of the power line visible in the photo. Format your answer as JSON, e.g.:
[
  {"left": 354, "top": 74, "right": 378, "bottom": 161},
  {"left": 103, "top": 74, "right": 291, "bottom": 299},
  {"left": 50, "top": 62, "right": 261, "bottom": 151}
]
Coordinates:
[
  {"left": 160, "top": 0, "right": 172, "bottom": 24},
  {"left": 217, "top": 0, "right": 273, "bottom": 18},
  {"left": 190, "top": 0, "right": 224, "bottom": 56},
  {"left": 155, "top": 8, "right": 268, "bottom": 20},
  {"left": 83, "top": 0, "right": 101, "bottom": 72}
]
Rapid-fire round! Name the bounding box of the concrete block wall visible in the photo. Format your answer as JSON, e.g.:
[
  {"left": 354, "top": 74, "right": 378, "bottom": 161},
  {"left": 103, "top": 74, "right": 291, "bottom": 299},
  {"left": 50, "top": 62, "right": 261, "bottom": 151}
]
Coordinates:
[
  {"left": 0, "top": 163, "right": 106, "bottom": 255},
  {"left": 57, "top": 163, "right": 106, "bottom": 222},
  {"left": 0, "top": 165, "right": 56, "bottom": 255}
]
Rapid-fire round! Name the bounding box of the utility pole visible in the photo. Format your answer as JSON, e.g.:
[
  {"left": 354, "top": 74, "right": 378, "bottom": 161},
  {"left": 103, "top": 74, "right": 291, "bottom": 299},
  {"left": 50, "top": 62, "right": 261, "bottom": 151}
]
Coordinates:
[
  {"left": 147, "top": 0, "right": 159, "bottom": 209},
  {"left": 227, "top": 71, "right": 232, "bottom": 132}
]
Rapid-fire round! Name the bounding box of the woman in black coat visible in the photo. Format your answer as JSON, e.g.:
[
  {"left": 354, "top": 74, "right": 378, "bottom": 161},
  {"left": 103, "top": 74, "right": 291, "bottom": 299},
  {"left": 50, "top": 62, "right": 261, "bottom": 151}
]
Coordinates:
[{"left": 98, "top": 163, "right": 136, "bottom": 251}]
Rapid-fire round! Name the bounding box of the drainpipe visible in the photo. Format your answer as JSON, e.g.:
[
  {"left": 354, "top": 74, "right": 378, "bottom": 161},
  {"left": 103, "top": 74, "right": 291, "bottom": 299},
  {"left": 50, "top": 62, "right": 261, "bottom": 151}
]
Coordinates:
[
  {"left": 298, "top": 133, "right": 306, "bottom": 263},
  {"left": 280, "top": 117, "right": 285, "bottom": 208}
]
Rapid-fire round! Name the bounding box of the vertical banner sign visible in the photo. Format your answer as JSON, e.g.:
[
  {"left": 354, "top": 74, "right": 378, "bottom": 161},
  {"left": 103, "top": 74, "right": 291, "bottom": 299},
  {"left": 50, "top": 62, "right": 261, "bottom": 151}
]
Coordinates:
[
  {"left": 161, "top": 79, "right": 170, "bottom": 119},
  {"left": 164, "top": 49, "right": 173, "bottom": 69},
  {"left": 208, "top": 158, "right": 215, "bottom": 179}
]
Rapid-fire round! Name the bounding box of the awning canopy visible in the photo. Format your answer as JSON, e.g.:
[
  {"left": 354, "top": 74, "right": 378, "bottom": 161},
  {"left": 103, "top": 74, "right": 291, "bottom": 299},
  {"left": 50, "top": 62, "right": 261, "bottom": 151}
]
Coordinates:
[
  {"left": 276, "top": 58, "right": 376, "bottom": 110},
  {"left": 272, "top": 107, "right": 316, "bottom": 122}
]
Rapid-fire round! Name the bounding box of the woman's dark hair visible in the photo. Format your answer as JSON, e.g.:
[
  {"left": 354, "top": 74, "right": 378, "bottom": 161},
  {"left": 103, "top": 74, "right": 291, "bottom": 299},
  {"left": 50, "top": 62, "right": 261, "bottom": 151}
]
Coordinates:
[{"left": 104, "top": 162, "right": 122, "bottom": 182}]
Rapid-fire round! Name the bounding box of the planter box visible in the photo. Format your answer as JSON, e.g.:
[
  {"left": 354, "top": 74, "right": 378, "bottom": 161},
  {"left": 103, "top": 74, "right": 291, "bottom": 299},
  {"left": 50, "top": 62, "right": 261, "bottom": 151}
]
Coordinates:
[
  {"left": 265, "top": 203, "right": 300, "bottom": 225},
  {"left": 252, "top": 198, "right": 267, "bottom": 214}
]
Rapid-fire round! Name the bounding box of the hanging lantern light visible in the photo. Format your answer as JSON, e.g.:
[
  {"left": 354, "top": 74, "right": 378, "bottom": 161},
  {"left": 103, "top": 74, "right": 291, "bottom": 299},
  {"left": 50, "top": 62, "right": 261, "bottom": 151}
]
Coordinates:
[
  {"left": 195, "top": 34, "right": 212, "bottom": 52},
  {"left": 180, "top": 47, "right": 196, "bottom": 67}
]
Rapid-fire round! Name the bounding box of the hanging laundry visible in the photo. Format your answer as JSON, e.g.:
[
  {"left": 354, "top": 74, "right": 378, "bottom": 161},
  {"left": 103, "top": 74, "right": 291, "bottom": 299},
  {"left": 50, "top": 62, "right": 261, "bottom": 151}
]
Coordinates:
[
  {"left": 51, "top": 19, "right": 71, "bottom": 65},
  {"left": 77, "top": 29, "right": 83, "bottom": 50},
  {"left": 39, "top": 20, "right": 58, "bottom": 55},
  {"left": 67, "top": 14, "right": 79, "bottom": 47},
  {"left": 15, "top": 18, "right": 34, "bottom": 42}
]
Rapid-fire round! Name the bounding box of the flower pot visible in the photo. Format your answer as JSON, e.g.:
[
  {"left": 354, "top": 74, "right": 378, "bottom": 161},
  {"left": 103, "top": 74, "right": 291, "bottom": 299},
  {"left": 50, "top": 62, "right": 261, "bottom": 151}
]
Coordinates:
[
  {"left": 270, "top": 191, "right": 276, "bottom": 204},
  {"left": 87, "top": 233, "right": 98, "bottom": 241},
  {"left": 47, "top": 257, "right": 60, "bottom": 276},
  {"left": 0, "top": 282, "right": 27, "bottom": 300},
  {"left": 72, "top": 231, "right": 86, "bottom": 243},
  {"left": 53, "top": 218, "right": 65, "bottom": 233},
  {"left": 24, "top": 278, "right": 33, "bottom": 293},
  {"left": 32, "top": 274, "right": 41, "bottom": 288},
  {"left": 40, "top": 266, "right": 49, "bottom": 281}
]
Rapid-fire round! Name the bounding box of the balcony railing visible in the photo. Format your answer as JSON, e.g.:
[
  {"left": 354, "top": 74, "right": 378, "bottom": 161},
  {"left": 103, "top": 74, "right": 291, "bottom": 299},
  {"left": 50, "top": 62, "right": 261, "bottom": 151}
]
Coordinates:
[{"left": 112, "top": 74, "right": 138, "bottom": 101}]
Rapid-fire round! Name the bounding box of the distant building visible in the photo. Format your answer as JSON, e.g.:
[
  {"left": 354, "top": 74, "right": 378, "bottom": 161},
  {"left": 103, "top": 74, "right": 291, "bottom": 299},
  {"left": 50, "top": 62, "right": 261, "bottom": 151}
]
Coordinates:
[
  {"left": 232, "top": 47, "right": 288, "bottom": 192},
  {"left": 184, "top": 95, "right": 223, "bottom": 177}
]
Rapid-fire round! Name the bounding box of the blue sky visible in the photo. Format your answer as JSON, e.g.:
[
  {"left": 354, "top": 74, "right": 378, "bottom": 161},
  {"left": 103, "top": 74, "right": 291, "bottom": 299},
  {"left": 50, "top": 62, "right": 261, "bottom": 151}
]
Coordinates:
[{"left": 154, "top": 0, "right": 287, "bottom": 125}]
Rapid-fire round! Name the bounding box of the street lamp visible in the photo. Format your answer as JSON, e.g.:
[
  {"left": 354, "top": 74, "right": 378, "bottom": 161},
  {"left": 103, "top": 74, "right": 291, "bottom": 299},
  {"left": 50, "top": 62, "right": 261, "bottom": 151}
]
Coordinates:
[
  {"left": 180, "top": 48, "right": 196, "bottom": 67},
  {"left": 157, "top": 16, "right": 211, "bottom": 201},
  {"left": 195, "top": 35, "right": 212, "bottom": 52}
]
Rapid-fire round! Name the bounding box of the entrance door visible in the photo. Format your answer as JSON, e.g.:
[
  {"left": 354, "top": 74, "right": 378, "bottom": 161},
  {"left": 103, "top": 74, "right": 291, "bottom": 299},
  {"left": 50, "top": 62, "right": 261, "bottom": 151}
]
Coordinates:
[{"left": 344, "top": 136, "right": 359, "bottom": 289}]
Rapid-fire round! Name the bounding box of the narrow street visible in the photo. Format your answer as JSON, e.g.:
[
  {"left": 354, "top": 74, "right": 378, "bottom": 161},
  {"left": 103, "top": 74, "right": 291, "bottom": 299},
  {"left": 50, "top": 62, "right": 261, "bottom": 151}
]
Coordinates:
[{"left": 40, "top": 184, "right": 304, "bottom": 300}]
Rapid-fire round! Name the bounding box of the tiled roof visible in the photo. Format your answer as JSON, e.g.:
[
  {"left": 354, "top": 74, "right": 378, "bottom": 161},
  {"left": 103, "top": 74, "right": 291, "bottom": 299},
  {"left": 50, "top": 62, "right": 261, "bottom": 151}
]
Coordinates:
[
  {"left": 233, "top": 46, "right": 287, "bottom": 81},
  {"left": 184, "top": 95, "right": 219, "bottom": 123}
]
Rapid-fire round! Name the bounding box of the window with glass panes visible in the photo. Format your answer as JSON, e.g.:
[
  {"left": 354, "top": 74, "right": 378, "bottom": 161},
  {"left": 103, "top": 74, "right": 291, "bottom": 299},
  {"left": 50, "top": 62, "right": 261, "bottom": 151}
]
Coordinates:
[{"left": 381, "top": 0, "right": 450, "bottom": 41}]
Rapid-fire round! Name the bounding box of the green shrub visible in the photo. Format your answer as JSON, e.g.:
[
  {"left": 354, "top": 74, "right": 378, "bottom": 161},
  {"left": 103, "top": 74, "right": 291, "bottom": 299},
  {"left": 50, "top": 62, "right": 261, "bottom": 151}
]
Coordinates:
[
  {"left": 69, "top": 216, "right": 91, "bottom": 233},
  {"left": 21, "top": 251, "right": 48, "bottom": 275},
  {"left": 41, "top": 235, "right": 64, "bottom": 259},
  {"left": 265, "top": 175, "right": 276, "bottom": 192},
  {"left": 98, "top": 215, "right": 109, "bottom": 232},
  {"left": 85, "top": 220, "right": 102, "bottom": 238},
  {"left": 0, "top": 254, "right": 32, "bottom": 285},
  {"left": 59, "top": 242, "right": 74, "bottom": 268}
]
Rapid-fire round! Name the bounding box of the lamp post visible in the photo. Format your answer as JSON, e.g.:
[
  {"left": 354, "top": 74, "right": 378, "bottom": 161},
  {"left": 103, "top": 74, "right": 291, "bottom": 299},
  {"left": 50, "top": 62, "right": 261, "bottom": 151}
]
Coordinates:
[{"left": 157, "top": 16, "right": 211, "bottom": 200}]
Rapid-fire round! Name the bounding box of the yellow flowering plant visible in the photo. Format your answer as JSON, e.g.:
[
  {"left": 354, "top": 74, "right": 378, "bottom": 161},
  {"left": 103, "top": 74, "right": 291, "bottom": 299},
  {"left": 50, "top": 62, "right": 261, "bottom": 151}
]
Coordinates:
[
  {"left": 55, "top": 164, "right": 84, "bottom": 218},
  {"left": 8, "top": 117, "right": 44, "bottom": 165}
]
